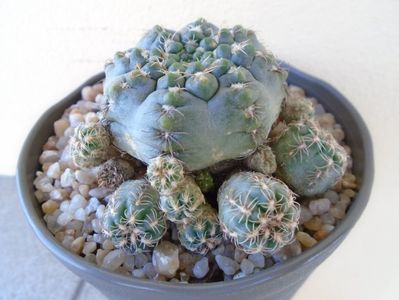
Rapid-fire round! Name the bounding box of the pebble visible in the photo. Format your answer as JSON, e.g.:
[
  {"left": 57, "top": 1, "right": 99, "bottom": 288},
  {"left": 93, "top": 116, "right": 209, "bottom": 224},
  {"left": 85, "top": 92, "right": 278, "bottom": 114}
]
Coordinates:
[
  {"left": 60, "top": 168, "right": 75, "bottom": 187},
  {"left": 316, "top": 113, "right": 335, "bottom": 129},
  {"left": 39, "top": 150, "right": 59, "bottom": 165},
  {"left": 82, "top": 86, "right": 97, "bottom": 102},
  {"left": 69, "top": 113, "right": 84, "bottom": 128},
  {"left": 41, "top": 200, "right": 59, "bottom": 214},
  {"left": 240, "top": 258, "right": 255, "bottom": 275},
  {"left": 299, "top": 206, "right": 313, "bottom": 224},
  {"left": 82, "top": 241, "right": 97, "bottom": 255},
  {"left": 193, "top": 257, "right": 209, "bottom": 279},
  {"left": 79, "top": 185, "right": 90, "bottom": 198},
  {"left": 320, "top": 212, "right": 336, "bottom": 225},
  {"left": 123, "top": 255, "right": 136, "bottom": 270},
  {"left": 309, "top": 198, "right": 331, "bottom": 215},
  {"left": 343, "top": 189, "right": 356, "bottom": 198},
  {"left": 169, "top": 278, "right": 179, "bottom": 283},
  {"left": 84, "top": 112, "right": 99, "bottom": 124},
  {"left": 46, "top": 162, "right": 61, "bottom": 179},
  {"left": 55, "top": 231, "right": 65, "bottom": 242},
  {"left": 135, "top": 252, "right": 149, "bottom": 268},
  {"left": 102, "top": 249, "right": 126, "bottom": 271},
  {"left": 180, "top": 272, "right": 190, "bottom": 283},
  {"left": 179, "top": 252, "right": 194, "bottom": 274},
  {"left": 273, "top": 240, "right": 302, "bottom": 263},
  {"left": 233, "top": 271, "right": 247, "bottom": 280},
  {"left": 57, "top": 212, "right": 73, "bottom": 226},
  {"left": 132, "top": 269, "right": 146, "bottom": 279},
  {"left": 85, "top": 254, "right": 96, "bottom": 264},
  {"left": 152, "top": 241, "right": 180, "bottom": 278},
  {"left": 91, "top": 219, "right": 102, "bottom": 233},
  {"left": 34, "top": 173, "right": 53, "bottom": 193},
  {"left": 304, "top": 216, "right": 323, "bottom": 231},
  {"left": 71, "top": 237, "right": 85, "bottom": 254},
  {"left": 215, "top": 255, "right": 240, "bottom": 275},
  {"left": 69, "top": 194, "right": 87, "bottom": 211},
  {"left": 49, "top": 189, "right": 68, "bottom": 201},
  {"left": 75, "top": 170, "right": 96, "bottom": 185},
  {"left": 62, "top": 235, "right": 75, "bottom": 250},
  {"left": 296, "top": 232, "right": 317, "bottom": 248},
  {"left": 143, "top": 263, "right": 157, "bottom": 279},
  {"left": 324, "top": 190, "right": 339, "bottom": 204},
  {"left": 234, "top": 248, "right": 247, "bottom": 263},
  {"left": 44, "top": 210, "right": 63, "bottom": 234},
  {"left": 103, "top": 239, "right": 115, "bottom": 251},
  {"left": 74, "top": 208, "right": 88, "bottom": 221},
  {"left": 223, "top": 244, "right": 235, "bottom": 259},
  {"left": 89, "top": 187, "right": 110, "bottom": 199},
  {"left": 54, "top": 119, "right": 70, "bottom": 137},
  {"left": 93, "top": 233, "right": 105, "bottom": 244},
  {"left": 34, "top": 190, "right": 46, "bottom": 203},
  {"left": 248, "top": 253, "right": 265, "bottom": 268},
  {"left": 96, "top": 249, "right": 109, "bottom": 265},
  {"left": 211, "top": 244, "right": 225, "bottom": 256},
  {"left": 332, "top": 127, "right": 345, "bottom": 142},
  {"left": 85, "top": 197, "right": 100, "bottom": 214},
  {"left": 330, "top": 201, "right": 349, "bottom": 219},
  {"left": 96, "top": 205, "right": 106, "bottom": 219}
]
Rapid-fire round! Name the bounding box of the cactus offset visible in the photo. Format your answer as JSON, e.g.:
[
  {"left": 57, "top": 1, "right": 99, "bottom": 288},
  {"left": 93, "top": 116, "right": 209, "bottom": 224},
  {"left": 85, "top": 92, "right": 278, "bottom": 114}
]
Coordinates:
[
  {"left": 102, "top": 180, "right": 167, "bottom": 253},
  {"left": 194, "top": 169, "right": 215, "bottom": 193},
  {"left": 178, "top": 203, "right": 222, "bottom": 254},
  {"left": 97, "top": 158, "right": 134, "bottom": 190},
  {"left": 271, "top": 120, "right": 347, "bottom": 196},
  {"left": 280, "top": 92, "right": 315, "bottom": 123},
  {"left": 70, "top": 122, "right": 111, "bottom": 168},
  {"left": 218, "top": 172, "right": 299, "bottom": 254},
  {"left": 244, "top": 145, "right": 277, "bottom": 175},
  {"left": 103, "top": 18, "right": 287, "bottom": 171}
]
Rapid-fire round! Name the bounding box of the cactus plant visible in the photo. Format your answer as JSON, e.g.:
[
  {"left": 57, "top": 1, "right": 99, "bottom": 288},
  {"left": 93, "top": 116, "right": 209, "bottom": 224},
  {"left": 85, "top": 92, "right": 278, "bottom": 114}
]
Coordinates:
[
  {"left": 218, "top": 172, "right": 299, "bottom": 254},
  {"left": 103, "top": 18, "right": 287, "bottom": 171},
  {"left": 194, "top": 169, "right": 215, "bottom": 193},
  {"left": 97, "top": 158, "right": 134, "bottom": 190},
  {"left": 271, "top": 120, "right": 347, "bottom": 196},
  {"left": 244, "top": 145, "right": 277, "bottom": 175},
  {"left": 102, "top": 179, "right": 167, "bottom": 253},
  {"left": 70, "top": 122, "right": 111, "bottom": 168},
  {"left": 178, "top": 203, "right": 222, "bottom": 254},
  {"left": 160, "top": 177, "right": 205, "bottom": 224}
]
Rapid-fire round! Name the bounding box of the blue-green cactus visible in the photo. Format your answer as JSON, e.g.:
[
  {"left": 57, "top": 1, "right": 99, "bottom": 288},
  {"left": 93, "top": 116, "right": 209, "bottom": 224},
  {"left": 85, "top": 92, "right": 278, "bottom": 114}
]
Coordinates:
[
  {"left": 102, "top": 180, "right": 167, "bottom": 253},
  {"left": 103, "top": 18, "right": 287, "bottom": 171},
  {"left": 218, "top": 172, "right": 299, "bottom": 254},
  {"left": 271, "top": 120, "right": 348, "bottom": 196}
]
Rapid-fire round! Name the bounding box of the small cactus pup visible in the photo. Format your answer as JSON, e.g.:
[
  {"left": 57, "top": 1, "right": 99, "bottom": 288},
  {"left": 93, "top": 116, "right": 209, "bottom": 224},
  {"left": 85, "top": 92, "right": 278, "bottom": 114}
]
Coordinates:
[
  {"left": 280, "top": 90, "right": 315, "bottom": 123},
  {"left": 178, "top": 203, "right": 222, "bottom": 254},
  {"left": 194, "top": 169, "right": 215, "bottom": 193},
  {"left": 97, "top": 158, "right": 134, "bottom": 190},
  {"left": 146, "top": 155, "right": 185, "bottom": 193},
  {"left": 218, "top": 172, "right": 300, "bottom": 254},
  {"left": 102, "top": 179, "right": 167, "bottom": 253},
  {"left": 103, "top": 18, "right": 287, "bottom": 171},
  {"left": 244, "top": 145, "right": 277, "bottom": 175},
  {"left": 159, "top": 177, "right": 205, "bottom": 224},
  {"left": 271, "top": 120, "right": 348, "bottom": 196},
  {"left": 70, "top": 122, "right": 111, "bottom": 168}
]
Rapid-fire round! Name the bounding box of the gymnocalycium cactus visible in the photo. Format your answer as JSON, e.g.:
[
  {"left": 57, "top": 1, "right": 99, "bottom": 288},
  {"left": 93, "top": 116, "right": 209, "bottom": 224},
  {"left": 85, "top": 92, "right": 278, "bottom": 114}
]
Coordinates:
[
  {"left": 272, "top": 120, "right": 347, "bottom": 196},
  {"left": 218, "top": 172, "right": 299, "bottom": 254},
  {"left": 102, "top": 179, "right": 167, "bottom": 253},
  {"left": 71, "top": 122, "right": 111, "bottom": 168},
  {"left": 103, "top": 18, "right": 287, "bottom": 171},
  {"left": 178, "top": 203, "right": 222, "bottom": 254}
]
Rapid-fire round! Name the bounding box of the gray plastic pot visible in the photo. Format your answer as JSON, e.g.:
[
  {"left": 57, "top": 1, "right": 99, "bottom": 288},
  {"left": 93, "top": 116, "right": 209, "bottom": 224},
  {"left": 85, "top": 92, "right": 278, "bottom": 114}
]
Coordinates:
[{"left": 16, "top": 64, "right": 373, "bottom": 300}]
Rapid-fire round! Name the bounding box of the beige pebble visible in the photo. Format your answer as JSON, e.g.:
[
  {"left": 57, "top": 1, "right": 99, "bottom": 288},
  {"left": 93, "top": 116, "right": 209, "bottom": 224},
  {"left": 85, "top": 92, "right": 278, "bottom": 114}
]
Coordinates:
[
  {"left": 55, "top": 231, "right": 65, "bottom": 242},
  {"left": 79, "top": 185, "right": 90, "bottom": 198},
  {"left": 304, "top": 216, "right": 322, "bottom": 231},
  {"left": 102, "top": 239, "right": 115, "bottom": 250},
  {"left": 42, "top": 162, "right": 51, "bottom": 172},
  {"left": 343, "top": 189, "right": 356, "bottom": 198},
  {"left": 96, "top": 249, "right": 110, "bottom": 265},
  {"left": 92, "top": 83, "right": 103, "bottom": 94},
  {"left": 332, "top": 127, "right": 345, "bottom": 142},
  {"left": 82, "top": 86, "right": 97, "bottom": 101},
  {"left": 42, "top": 200, "right": 59, "bottom": 214},
  {"left": 82, "top": 241, "right": 97, "bottom": 255},
  {"left": 296, "top": 232, "right": 317, "bottom": 248},
  {"left": 71, "top": 237, "right": 85, "bottom": 254},
  {"left": 313, "top": 228, "right": 330, "bottom": 241},
  {"left": 342, "top": 173, "right": 357, "bottom": 189},
  {"left": 54, "top": 119, "right": 70, "bottom": 137},
  {"left": 43, "top": 136, "right": 58, "bottom": 150}
]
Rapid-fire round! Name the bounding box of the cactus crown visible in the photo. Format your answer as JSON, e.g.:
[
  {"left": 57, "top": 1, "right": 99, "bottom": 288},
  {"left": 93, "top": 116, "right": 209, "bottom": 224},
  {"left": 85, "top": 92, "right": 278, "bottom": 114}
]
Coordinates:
[
  {"left": 178, "top": 203, "right": 222, "bottom": 254},
  {"left": 272, "top": 119, "right": 348, "bottom": 196},
  {"left": 70, "top": 122, "right": 110, "bottom": 168},
  {"left": 102, "top": 180, "right": 167, "bottom": 253},
  {"left": 218, "top": 172, "right": 299, "bottom": 254}
]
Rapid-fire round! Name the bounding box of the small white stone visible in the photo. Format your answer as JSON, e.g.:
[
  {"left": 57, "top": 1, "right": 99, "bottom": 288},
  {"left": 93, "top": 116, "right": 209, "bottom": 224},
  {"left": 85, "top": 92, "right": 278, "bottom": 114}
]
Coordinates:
[
  {"left": 85, "top": 197, "right": 100, "bottom": 214},
  {"left": 96, "top": 249, "right": 110, "bottom": 265},
  {"left": 60, "top": 168, "right": 75, "bottom": 187},
  {"left": 309, "top": 198, "right": 331, "bottom": 215},
  {"left": 34, "top": 174, "right": 54, "bottom": 193},
  {"left": 39, "top": 150, "right": 59, "bottom": 164},
  {"left": 54, "top": 119, "right": 70, "bottom": 137},
  {"left": 103, "top": 239, "right": 114, "bottom": 250},
  {"left": 143, "top": 263, "right": 157, "bottom": 279},
  {"left": 62, "top": 235, "right": 75, "bottom": 250},
  {"left": 89, "top": 187, "right": 110, "bottom": 199},
  {"left": 132, "top": 269, "right": 146, "bottom": 278},
  {"left": 84, "top": 112, "right": 99, "bottom": 124},
  {"left": 57, "top": 212, "right": 73, "bottom": 226},
  {"left": 324, "top": 190, "right": 339, "bottom": 204},
  {"left": 102, "top": 249, "right": 126, "bottom": 271},
  {"left": 134, "top": 253, "right": 148, "bottom": 268},
  {"left": 123, "top": 255, "right": 136, "bottom": 270},
  {"left": 46, "top": 162, "right": 61, "bottom": 179},
  {"left": 69, "top": 113, "right": 84, "bottom": 128},
  {"left": 299, "top": 206, "right": 313, "bottom": 224},
  {"left": 321, "top": 212, "right": 336, "bottom": 225},
  {"left": 82, "top": 241, "right": 97, "bottom": 255},
  {"left": 74, "top": 208, "right": 87, "bottom": 221},
  {"left": 78, "top": 184, "right": 90, "bottom": 198},
  {"left": 95, "top": 94, "right": 107, "bottom": 105},
  {"left": 49, "top": 189, "right": 67, "bottom": 201},
  {"left": 240, "top": 258, "right": 255, "bottom": 275},
  {"left": 76, "top": 170, "right": 96, "bottom": 185},
  {"left": 248, "top": 253, "right": 265, "bottom": 268},
  {"left": 152, "top": 241, "right": 180, "bottom": 278},
  {"left": 95, "top": 205, "right": 105, "bottom": 219},
  {"left": 93, "top": 233, "right": 105, "bottom": 244},
  {"left": 215, "top": 255, "right": 239, "bottom": 275},
  {"left": 91, "top": 218, "right": 102, "bottom": 233},
  {"left": 233, "top": 271, "right": 247, "bottom": 280},
  {"left": 193, "top": 257, "right": 209, "bottom": 279},
  {"left": 69, "top": 194, "right": 87, "bottom": 212},
  {"left": 82, "top": 86, "right": 97, "bottom": 101},
  {"left": 63, "top": 126, "right": 75, "bottom": 138}
]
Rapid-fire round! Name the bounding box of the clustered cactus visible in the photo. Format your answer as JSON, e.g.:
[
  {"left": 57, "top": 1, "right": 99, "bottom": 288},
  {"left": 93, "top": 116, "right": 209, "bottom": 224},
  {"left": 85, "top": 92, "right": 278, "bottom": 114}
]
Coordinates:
[{"left": 68, "top": 19, "right": 351, "bottom": 257}]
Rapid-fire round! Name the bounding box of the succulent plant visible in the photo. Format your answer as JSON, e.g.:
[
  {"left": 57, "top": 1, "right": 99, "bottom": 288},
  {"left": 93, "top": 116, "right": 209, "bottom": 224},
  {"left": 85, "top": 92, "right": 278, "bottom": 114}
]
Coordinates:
[
  {"left": 178, "top": 203, "right": 222, "bottom": 254},
  {"left": 103, "top": 18, "right": 287, "bottom": 171},
  {"left": 102, "top": 179, "right": 167, "bottom": 253},
  {"left": 271, "top": 120, "right": 348, "bottom": 196},
  {"left": 146, "top": 155, "right": 185, "bottom": 193},
  {"left": 218, "top": 172, "right": 299, "bottom": 254},
  {"left": 70, "top": 122, "right": 111, "bottom": 168},
  {"left": 244, "top": 145, "right": 277, "bottom": 175},
  {"left": 194, "top": 169, "right": 215, "bottom": 193},
  {"left": 97, "top": 158, "right": 134, "bottom": 190},
  {"left": 160, "top": 177, "right": 205, "bottom": 224},
  {"left": 280, "top": 93, "right": 315, "bottom": 123}
]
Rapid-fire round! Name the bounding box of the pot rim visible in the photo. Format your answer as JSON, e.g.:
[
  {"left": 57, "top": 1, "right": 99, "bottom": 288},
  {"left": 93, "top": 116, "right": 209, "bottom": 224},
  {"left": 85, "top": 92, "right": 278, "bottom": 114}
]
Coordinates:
[{"left": 16, "top": 64, "right": 374, "bottom": 292}]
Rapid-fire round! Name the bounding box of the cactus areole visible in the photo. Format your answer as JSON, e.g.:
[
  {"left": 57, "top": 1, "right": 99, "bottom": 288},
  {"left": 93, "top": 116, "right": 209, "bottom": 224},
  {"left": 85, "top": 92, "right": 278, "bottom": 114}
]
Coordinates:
[{"left": 103, "top": 18, "right": 287, "bottom": 171}]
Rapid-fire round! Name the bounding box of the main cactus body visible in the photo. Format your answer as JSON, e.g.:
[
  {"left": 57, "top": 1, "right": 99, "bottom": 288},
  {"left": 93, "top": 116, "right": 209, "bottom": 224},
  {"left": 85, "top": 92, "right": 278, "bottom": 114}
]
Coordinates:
[
  {"left": 103, "top": 18, "right": 287, "bottom": 171},
  {"left": 218, "top": 172, "right": 299, "bottom": 254},
  {"left": 102, "top": 179, "right": 167, "bottom": 253},
  {"left": 271, "top": 120, "right": 347, "bottom": 196}
]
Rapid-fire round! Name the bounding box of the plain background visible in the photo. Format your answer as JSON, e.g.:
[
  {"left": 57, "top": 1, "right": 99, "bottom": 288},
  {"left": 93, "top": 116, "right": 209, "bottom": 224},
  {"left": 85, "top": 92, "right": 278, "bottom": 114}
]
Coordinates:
[{"left": 1, "top": 0, "right": 399, "bottom": 299}]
